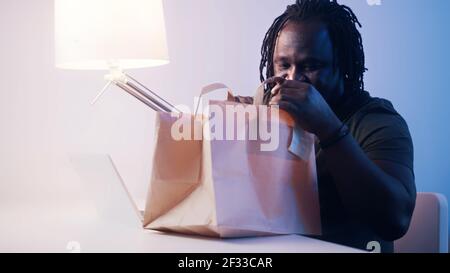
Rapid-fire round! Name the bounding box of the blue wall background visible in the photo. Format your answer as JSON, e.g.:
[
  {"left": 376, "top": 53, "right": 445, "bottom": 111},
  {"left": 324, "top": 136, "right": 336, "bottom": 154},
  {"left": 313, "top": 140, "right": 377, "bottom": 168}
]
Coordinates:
[{"left": 338, "top": 0, "right": 450, "bottom": 236}]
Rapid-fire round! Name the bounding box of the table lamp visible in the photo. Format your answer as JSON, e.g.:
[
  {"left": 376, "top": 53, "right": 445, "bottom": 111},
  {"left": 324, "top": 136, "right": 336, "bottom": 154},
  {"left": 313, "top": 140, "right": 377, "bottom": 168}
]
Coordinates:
[{"left": 54, "top": 0, "right": 178, "bottom": 112}]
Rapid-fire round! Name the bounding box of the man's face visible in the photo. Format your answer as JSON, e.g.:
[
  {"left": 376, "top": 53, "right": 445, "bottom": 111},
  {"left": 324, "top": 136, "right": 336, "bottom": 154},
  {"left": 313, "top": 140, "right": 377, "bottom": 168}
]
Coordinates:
[{"left": 273, "top": 20, "right": 344, "bottom": 106}]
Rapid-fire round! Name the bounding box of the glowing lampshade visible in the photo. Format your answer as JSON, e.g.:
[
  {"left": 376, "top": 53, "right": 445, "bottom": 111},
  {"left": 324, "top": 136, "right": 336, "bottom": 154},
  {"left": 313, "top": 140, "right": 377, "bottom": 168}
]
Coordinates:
[{"left": 54, "top": 0, "right": 170, "bottom": 70}]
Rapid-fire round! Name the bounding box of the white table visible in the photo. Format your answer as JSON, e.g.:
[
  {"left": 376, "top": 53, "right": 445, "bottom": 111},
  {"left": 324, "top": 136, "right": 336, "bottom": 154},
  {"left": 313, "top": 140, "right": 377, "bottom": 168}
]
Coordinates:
[
  {"left": 0, "top": 155, "right": 364, "bottom": 253},
  {"left": 0, "top": 204, "right": 363, "bottom": 253}
]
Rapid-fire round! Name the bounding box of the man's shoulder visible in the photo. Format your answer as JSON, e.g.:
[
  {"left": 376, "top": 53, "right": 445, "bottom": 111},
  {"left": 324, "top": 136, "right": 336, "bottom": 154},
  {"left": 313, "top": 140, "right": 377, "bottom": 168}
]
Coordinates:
[
  {"left": 357, "top": 96, "right": 400, "bottom": 118},
  {"left": 350, "top": 95, "right": 408, "bottom": 130},
  {"left": 348, "top": 95, "right": 413, "bottom": 147},
  {"left": 348, "top": 95, "right": 414, "bottom": 170}
]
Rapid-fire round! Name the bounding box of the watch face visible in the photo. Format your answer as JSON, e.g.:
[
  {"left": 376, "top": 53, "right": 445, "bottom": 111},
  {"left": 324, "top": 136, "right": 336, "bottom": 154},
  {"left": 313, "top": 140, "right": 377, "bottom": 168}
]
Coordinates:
[{"left": 319, "top": 124, "right": 350, "bottom": 150}]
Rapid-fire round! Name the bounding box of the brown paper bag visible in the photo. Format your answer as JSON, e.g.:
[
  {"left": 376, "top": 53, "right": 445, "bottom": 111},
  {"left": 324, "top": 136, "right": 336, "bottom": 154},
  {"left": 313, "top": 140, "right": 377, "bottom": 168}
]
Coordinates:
[{"left": 142, "top": 84, "right": 321, "bottom": 237}]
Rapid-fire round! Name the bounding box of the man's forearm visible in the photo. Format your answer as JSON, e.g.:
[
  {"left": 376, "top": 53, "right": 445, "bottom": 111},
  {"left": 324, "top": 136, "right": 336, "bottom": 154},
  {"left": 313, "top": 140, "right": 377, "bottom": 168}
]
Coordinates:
[{"left": 319, "top": 133, "right": 414, "bottom": 240}]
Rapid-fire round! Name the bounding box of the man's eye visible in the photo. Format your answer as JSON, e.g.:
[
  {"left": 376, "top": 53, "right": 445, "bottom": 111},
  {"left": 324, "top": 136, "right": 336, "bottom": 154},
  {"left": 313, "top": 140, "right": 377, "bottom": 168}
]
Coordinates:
[
  {"left": 278, "top": 63, "right": 290, "bottom": 69},
  {"left": 303, "top": 64, "right": 320, "bottom": 72}
]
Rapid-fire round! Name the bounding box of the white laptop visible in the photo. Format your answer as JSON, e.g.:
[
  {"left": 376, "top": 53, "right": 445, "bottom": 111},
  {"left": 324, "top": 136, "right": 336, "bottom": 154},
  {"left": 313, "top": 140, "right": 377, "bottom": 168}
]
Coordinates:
[{"left": 69, "top": 154, "right": 145, "bottom": 227}]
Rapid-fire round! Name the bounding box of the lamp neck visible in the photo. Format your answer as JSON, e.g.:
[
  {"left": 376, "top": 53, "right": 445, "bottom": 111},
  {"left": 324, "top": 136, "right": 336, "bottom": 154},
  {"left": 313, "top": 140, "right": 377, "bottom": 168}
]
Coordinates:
[{"left": 104, "top": 65, "right": 128, "bottom": 84}]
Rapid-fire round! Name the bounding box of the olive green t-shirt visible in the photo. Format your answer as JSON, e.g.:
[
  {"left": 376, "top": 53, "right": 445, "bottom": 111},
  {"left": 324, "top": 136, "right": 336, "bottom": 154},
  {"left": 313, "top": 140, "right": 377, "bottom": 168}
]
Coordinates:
[
  {"left": 229, "top": 90, "right": 414, "bottom": 253},
  {"left": 315, "top": 90, "right": 414, "bottom": 253}
]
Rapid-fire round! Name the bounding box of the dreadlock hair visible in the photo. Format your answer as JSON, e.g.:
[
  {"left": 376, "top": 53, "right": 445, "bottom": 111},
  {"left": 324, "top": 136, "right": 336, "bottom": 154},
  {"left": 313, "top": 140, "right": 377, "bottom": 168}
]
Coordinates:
[{"left": 260, "top": 0, "right": 367, "bottom": 100}]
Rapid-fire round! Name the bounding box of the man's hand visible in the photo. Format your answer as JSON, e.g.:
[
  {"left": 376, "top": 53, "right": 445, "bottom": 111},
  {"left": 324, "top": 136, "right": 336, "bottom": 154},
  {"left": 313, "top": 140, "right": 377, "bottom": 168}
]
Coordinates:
[{"left": 268, "top": 76, "right": 342, "bottom": 140}]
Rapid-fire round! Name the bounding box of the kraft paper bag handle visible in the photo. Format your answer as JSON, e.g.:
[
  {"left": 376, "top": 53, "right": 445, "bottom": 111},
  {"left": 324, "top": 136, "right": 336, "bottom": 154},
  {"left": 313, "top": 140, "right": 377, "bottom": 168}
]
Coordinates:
[
  {"left": 194, "top": 82, "right": 266, "bottom": 116},
  {"left": 194, "top": 81, "right": 267, "bottom": 114},
  {"left": 194, "top": 81, "right": 313, "bottom": 161},
  {"left": 253, "top": 81, "right": 267, "bottom": 106},
  {"left": 194, "top": 83, "right": 234, "bottom": 116}
]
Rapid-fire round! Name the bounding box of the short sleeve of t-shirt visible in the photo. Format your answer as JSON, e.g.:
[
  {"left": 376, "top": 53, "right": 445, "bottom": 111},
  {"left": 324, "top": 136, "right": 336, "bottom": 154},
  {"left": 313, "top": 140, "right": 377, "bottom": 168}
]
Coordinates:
[{"left": 348, "top": 99, "right": 414, "bottom": 172}]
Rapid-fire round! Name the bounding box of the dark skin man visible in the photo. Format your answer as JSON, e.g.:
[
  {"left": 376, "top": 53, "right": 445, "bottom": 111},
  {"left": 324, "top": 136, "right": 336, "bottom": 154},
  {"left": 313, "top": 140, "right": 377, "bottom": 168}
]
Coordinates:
[{"left": 268, "top": 19, "right": 416, "bottom": 243}]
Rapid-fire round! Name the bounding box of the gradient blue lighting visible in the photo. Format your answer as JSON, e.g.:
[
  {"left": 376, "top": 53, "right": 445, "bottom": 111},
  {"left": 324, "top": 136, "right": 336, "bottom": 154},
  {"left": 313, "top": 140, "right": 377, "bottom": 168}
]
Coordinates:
[{"left": 339, "top": 0, "right": 450, "bottom": 236}]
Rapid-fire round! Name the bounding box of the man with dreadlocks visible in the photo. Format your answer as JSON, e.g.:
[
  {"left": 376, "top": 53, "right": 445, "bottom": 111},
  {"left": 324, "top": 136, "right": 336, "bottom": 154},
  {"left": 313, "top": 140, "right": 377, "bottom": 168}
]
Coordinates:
[{"left": 234, "top": 0, "right": 416, "bottom": 252}]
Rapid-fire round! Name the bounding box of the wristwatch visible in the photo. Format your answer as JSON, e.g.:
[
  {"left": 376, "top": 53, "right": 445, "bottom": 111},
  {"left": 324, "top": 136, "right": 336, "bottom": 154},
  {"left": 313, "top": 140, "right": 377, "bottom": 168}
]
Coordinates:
[{"left": 319, "top": 123, "right": 350, "bottom": 150}]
